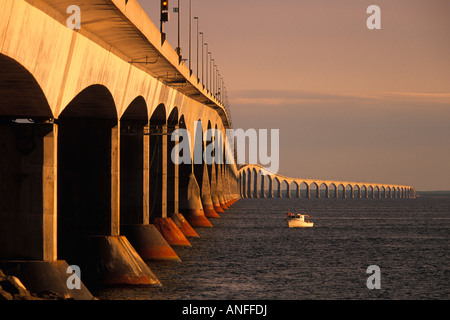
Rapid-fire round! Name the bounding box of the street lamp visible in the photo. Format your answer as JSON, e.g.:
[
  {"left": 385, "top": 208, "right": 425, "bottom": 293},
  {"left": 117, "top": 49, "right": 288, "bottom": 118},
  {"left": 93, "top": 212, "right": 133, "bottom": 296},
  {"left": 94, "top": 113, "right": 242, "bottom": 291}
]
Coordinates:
[
  {"left": 205, "top": 45, "right": 209, "bottom": 90},
  {"left": 211, "top": 58, "right": 214, "bottom": 94},
  {"left": 189, "top": 0, "right": 192, "bottom": 72},
  {"left": 200, "top": 32, "right": 204, "bottom": 85},
  {"left": 194, "top": 17, "right": 199, "bottom": 80},
  {"left": 176, "top": 0, "right": 181, "bottom": 57}
]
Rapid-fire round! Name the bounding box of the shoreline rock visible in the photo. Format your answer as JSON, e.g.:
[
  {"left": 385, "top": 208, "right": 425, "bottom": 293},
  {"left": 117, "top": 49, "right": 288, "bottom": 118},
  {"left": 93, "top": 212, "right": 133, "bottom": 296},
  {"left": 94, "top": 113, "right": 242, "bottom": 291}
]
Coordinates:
[{"left": 0, "top": 268, "right": 73, "bottom": 300}]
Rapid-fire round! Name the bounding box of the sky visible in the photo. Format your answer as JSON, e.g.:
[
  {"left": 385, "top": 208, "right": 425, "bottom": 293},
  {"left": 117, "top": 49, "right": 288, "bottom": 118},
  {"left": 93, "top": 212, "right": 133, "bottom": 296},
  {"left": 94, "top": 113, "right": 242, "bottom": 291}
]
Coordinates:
[{"left": 137, "top": 0, "right": 450, "bottom": 191}]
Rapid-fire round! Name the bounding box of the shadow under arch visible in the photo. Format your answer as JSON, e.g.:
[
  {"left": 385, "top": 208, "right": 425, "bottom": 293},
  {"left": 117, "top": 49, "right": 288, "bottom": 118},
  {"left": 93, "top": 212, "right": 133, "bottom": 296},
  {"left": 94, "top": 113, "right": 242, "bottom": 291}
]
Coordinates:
[
  {"left": 319, "top": 183, "right": 328, "bottom": 198},
  {"left": 0, "top": 54, "right": 54, "bottom": 260},
  {"left": 57, "top": 84, "right": 118, "bottom": 266},
  {"left": 149, "top": 103, "right": 167, "bottom": 220},
  {"left": 167, "top": 107, "right": 179, "bottom": 215},
  {"left": 310, "top": 182, "right": 319, "bottom": 198},
  {"left": 120, "top": 96, "right": 148, "bottom": 226}
]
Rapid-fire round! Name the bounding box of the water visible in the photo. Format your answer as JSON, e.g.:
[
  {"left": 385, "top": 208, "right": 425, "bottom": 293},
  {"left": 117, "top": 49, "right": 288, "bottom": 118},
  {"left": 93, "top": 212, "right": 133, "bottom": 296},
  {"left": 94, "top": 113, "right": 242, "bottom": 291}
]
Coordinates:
[{"left": 94, "top": 196, "right": 450, "bottom": 300}]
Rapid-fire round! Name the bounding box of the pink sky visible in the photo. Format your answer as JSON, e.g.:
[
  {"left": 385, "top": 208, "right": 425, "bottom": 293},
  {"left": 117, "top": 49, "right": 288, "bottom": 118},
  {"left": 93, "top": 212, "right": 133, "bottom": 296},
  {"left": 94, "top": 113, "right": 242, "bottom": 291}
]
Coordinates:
[{"left": 137, "top": 0, "right": 450, "bottom": 190}]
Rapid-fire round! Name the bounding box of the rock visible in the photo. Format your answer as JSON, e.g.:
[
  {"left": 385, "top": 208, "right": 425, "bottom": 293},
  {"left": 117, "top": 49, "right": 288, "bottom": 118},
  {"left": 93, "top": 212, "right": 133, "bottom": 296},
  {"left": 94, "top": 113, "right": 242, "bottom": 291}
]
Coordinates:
[
  {"left": 37, "top": 290, "right": 71, "bottom": 300},
  {"left": 0, "top": 276, "right": 30, "bottom": 296},
  {"left": 0, "top": 285, "right": 13, "bottom": 300},
  {"left": 0, "top": 268, "right": 75, "bottom": 300}
]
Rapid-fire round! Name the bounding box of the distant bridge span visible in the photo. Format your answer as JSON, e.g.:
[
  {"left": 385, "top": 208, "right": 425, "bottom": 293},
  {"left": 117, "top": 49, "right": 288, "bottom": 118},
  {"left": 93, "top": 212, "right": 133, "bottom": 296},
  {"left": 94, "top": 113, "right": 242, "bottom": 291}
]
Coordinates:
[{"left": 238, "top": 164, "right": 416, "bottom": 199}]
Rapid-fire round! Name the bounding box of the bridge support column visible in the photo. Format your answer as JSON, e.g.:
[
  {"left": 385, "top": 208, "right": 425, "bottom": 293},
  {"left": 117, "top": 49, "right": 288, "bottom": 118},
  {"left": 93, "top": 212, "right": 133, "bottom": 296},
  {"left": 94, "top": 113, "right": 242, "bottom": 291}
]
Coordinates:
[
  {"left": 268, "top": 178, "right": 274, "bottom": 198},
  {"left": 202, "top": 162, "right": 220, "bottom": 218},
  {"left": 150, "top": 125, "right": 191, "bottom": 246},
  {"left": 56, "top": 116, "right": 162, "bottom": 288},
  {"left": 181, "top": 172, "right": 213, "bottom": 228},
  {"left": 121, "top": 123, "right": 183, "bottom": 261},
  {"left": 211, "top": 164, "right": 224, "bottom": 213},
  {"left": 222, "top": 166, "right": 231, "bottom": 208},
  {"left": 286, "top": 183, "right": 291, "bottom": 198},
  {"left": 247, "top": 170, "right": 253, "bottom": 199},
  {"left": 297, "top": 184, "right": 301, "bottom": 198},
  {"left": 0, "top": 121, "right": 93, "bottom": 299},
  {"left": 325, "top": 185, "right": 330, "bottom": 198},
  {"left": 261, "top": 174, "right": 266, "bottom": 198},
  {"left": 254, "top": 172, "right": 259, "bottom": 198},
  {"left": 217, "top": 164, "right": 228, "bottom": 210}
]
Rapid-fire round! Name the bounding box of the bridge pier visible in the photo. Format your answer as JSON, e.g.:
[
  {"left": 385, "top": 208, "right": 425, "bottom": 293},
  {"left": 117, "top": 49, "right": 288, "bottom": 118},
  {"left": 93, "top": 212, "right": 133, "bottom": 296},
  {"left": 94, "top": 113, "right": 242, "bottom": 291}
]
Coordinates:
[
  {"left": 57, "top": 106, "right": 161, "bottom": 287},
  {"left": 260, "top": 174, "right": 266, "bottom": 198},
  {"left": 201, "top": 162, "right": 220, "bottom": 218},
  {"left": 211, "top": 163, "right": 224, "bottom": 213},
  {"left": 268, "top": 177, "right": 274, "bottom": 198},
  {"left": 220, "top": 164, "right": 230, "bottom": 209},
  {"left": 120, "top": 118, "right": 182, "bottom": 261},
  {"left": 148, "top": 122, "right": 192, "bottom": 246},
  {"left": 180, "top": 172, "right": 213, "bottom": 228},
  {"left": 0, "top": 119, "right": 93, "bottom": 299}
]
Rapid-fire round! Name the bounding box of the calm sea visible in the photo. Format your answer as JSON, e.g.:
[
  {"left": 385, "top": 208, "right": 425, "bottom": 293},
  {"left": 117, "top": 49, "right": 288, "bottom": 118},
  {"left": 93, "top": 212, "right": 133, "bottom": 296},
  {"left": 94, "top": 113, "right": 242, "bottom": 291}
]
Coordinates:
[{"left": 93, "top": 195, "right": 450, "bottom": 300}]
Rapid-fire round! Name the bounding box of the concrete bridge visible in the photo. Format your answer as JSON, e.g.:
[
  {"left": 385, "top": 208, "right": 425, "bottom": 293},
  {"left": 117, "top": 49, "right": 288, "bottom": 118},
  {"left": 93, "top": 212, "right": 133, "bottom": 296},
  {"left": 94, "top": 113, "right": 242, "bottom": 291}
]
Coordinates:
[
  {"left": 0, "top": 0, "right": 240, "bottom": 299},
  {"left": 239, "top": 164, "right": 416, "bottom": 199}
]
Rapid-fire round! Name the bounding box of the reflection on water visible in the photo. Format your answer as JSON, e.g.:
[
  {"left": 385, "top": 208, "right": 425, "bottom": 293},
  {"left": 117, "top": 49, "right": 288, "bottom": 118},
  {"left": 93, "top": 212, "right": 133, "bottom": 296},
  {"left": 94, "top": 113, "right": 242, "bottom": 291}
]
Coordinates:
[{"left": 93, "top": 196, "right": 450, "bottom": 300}]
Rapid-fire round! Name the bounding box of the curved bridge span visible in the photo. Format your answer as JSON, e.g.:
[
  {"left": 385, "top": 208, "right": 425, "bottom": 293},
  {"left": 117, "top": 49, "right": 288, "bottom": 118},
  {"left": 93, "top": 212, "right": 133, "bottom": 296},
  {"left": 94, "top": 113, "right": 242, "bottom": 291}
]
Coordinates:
[{"left": 238, "top": 164, "right": 416, "bottom": 199}]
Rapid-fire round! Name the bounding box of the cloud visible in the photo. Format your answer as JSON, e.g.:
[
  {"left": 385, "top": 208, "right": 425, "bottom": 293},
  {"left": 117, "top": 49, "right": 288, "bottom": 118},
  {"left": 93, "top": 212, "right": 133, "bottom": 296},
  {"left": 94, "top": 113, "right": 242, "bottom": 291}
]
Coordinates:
[{"left": 230, "top": 89, "right": 450, "bottom": 108}]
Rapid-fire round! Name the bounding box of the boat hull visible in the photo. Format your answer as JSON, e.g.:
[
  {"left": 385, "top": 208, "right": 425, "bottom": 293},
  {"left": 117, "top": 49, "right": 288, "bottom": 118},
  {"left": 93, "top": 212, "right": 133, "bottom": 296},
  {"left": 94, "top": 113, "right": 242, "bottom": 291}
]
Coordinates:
[{"left": 286, "top": 219, "right": 314, "bottom": 228}]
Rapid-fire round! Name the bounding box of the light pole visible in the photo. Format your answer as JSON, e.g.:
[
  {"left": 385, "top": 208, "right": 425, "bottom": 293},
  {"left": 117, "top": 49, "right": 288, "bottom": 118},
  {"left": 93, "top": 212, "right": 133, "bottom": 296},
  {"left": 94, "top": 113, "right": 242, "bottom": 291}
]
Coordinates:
[
  {"left": 211, "top": 58, "right": 214, "bottom": 94},
  {"left": 205, "top": 45, "right": 209, "bottom": 90},
  {"left": 189, "top": 0, "right": 192, "bottom": 72},
  {"left": 176, "top": 0, "right": 181, "bottom": 57},
  {"left": 200, "top": 32, "right": 204, "bottom": 85},
  {"left": 194, "top": 17, "right": 199, "bottom": 80}
]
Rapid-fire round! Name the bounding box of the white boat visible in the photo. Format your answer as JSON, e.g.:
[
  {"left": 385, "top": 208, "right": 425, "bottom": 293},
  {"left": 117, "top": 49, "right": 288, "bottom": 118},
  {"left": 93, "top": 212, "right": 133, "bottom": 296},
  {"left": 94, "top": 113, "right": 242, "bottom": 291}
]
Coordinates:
[{"left": 286, "top": 213, "right": 314, "bottom": 228}]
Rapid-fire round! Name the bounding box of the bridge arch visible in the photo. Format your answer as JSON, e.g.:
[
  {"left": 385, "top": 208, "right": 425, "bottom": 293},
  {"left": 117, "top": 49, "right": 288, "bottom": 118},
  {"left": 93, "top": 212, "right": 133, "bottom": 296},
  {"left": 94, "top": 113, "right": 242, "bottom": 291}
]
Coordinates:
[
  {"left": 310, "top": 182, "right": 319, "bottom": 198},
  {"left": 57, "top": 84, "right": 118, "bottom": 267},
  {"left": 319, "top": 183, "right": 329, "bottom": 198},
  {"left": 273, "top": 177, "right": 281, "bottom": 198},
  {"left": 354, "top": 184, "right": 361, "bottom": 198},
  {"left": 361, "top": 185, "right": 368, "bottom": 198},
  {"left": 246, "top": 167, "right": 252, "bottom": 198},
  {"left": 119, "top": 96, "right": 148, "bottom": 227},
  {"left": 329, "top": 183, "right": 337, "bottom": 198},
  {"left": 337, "top": 184, "right": 345, "bottom": 198},
  {"left": 259, "top": 170, "right": 269, "bottom": 198},
  {"left": 289, "top": 181, "right": 298, "bottom": 198},
  {"left": 300, "top": 181, "right": 310, "bottom": 198},
  {"left": 252, "top": 168, "right": 259, "bottom": 198},
  {"left": 281, "top": 180, "right": 290, "bottom": 198},
  {"left": 345, "top": 184, "right": 353, "bottom": 198}
]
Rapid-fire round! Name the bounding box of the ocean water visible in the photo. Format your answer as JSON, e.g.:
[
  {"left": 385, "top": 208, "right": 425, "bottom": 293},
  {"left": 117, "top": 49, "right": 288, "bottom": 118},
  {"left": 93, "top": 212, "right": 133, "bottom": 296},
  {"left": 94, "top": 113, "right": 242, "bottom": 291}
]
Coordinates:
[{"left": 93, "top": 196, "right": 450, "bottom": 300}]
